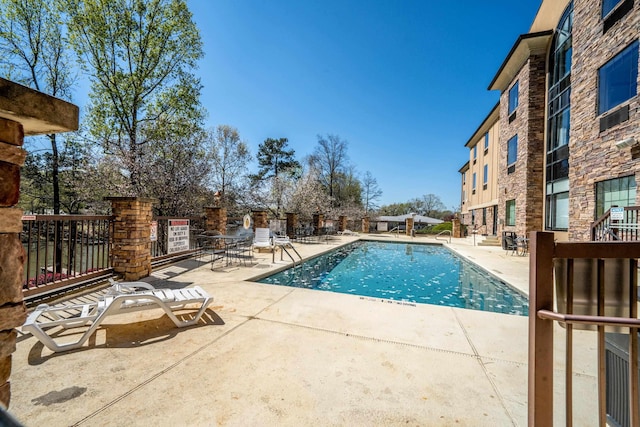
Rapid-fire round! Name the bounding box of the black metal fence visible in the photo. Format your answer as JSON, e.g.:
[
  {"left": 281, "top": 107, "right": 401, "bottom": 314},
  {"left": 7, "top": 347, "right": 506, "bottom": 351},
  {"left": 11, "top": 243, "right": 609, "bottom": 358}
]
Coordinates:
[{"left": 21, "top": 215, "right": 114, "bottom": 298}]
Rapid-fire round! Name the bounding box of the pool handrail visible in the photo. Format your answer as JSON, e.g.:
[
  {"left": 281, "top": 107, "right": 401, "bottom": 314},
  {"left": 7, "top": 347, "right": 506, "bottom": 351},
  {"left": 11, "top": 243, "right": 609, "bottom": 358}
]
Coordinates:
[{"left": 435, "top": 230, "right": 451, "bottom": 243}]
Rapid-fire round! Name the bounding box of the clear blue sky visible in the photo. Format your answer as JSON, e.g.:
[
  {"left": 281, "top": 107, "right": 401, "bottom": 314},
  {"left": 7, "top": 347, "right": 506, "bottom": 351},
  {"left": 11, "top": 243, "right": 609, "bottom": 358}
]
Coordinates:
[{"left": 187, "top": 0, "right": 543, "bottom": 210}]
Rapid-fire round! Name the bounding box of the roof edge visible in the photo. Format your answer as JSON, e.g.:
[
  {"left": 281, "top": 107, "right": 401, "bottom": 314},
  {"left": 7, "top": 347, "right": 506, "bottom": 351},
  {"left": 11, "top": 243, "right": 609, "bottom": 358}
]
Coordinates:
[{"left": 487, "top": 30, "right": 553, "bottom": 92}]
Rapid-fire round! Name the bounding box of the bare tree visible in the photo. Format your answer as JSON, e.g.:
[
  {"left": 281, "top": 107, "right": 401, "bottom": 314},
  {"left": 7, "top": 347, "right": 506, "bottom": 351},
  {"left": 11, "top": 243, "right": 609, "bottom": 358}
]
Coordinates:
[
  {"left": 310, "top": 134, "right": 349, "bottom": 203},
  {"left": 361, "top": 171, "right": 382, "bottom": 215},
  {"left": 208, "top": 125, "right": 251, "bottom": 208}
]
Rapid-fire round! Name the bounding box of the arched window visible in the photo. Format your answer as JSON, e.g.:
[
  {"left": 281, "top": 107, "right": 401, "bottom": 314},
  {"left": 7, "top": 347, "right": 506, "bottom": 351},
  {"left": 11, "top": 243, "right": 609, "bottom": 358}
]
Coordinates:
[{"left": 545, "top": 2, "right": 573, "bottom": 231}]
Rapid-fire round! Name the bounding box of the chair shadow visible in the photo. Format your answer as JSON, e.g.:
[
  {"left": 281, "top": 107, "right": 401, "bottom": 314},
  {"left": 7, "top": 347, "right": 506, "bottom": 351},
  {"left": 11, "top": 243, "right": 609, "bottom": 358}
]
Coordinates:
[{"left": 26, "top": 308, "right": 224, "bottom": 365}]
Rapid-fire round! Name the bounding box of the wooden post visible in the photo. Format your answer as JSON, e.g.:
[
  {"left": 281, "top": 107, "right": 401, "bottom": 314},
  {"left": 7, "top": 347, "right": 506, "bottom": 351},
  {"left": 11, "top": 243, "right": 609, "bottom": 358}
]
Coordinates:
[{"left": 528, "top": 231, "right": 555, "bottom": 426}]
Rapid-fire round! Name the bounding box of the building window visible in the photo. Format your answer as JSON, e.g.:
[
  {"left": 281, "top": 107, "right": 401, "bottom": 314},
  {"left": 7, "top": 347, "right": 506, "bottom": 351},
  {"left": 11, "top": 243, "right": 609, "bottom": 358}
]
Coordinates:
[
  {"left": 472, "top": 172, "right": 477, "bottom": 193},
  {"left": 545, "top": 179, "right": 569, "bottom": 231},
  {"left": 473, "top": 145, "right": 477, "bottom": 163},
  {"left": 546, "top": 2, "right": 573, "bottom": 231},
  {"left": 598, "top": 40, "right": 638, "bottom": 115},
  {"left": 508, "top": 81, "right": 519, "bottom": 115},
  {"left": 507, "top": 135, "right": 518, "bottom": 173},
  {"left": 602, "top": 0, "right": 623, "bottom": 17},
  {"left": 483, "top": 164, "right": 488, "bottom": 189},
  {"left": 484, "top": 132, "right": 489, "bottom": 151},
  {"left": 482, "top": 207, "right": 487, "bottom": 226},
  {"left": 506, "top": 199, "right": 516, "bottom": 227},
  {"left": 595, "top": 175, "right": 637, "bottom": 218}
]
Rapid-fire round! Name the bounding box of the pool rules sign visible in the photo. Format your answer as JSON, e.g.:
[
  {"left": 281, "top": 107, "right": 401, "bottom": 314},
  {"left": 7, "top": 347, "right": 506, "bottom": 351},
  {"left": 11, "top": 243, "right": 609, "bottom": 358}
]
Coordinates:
[{"left": 168, "top": 219, "right": 190, "bottom": 254}]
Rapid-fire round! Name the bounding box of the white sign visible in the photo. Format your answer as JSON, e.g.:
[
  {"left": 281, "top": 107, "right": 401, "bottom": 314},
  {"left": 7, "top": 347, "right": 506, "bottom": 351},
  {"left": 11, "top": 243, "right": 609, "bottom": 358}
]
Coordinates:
[
  {"left": 168, "top": 219, "right": 190, "bottom": 254},
  {"left": 150, "top": 221, "right": 158, "bottom": 242},
  {"left": 21, "top": 215, "right": 36, "bottom": 221},
  {"left": 611, "top": 207, "right": 625, "bottom": 221}
]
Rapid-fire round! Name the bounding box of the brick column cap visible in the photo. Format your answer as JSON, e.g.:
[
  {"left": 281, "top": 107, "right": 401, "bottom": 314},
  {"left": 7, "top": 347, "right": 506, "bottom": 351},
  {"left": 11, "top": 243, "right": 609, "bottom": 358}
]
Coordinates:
[{"left": 104, "top": 196, "right": 157, "bottom": 203}]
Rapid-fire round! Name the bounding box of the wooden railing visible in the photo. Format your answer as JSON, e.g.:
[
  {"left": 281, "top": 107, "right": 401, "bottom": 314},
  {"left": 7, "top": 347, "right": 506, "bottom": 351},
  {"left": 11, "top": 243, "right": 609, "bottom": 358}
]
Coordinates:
[
  {"left": 592, "top": 206, "right": 640, "bottom": 241},
  {"left": 21, "top": 215, "right": 114, "bottom": 298},
  {"left": 529, "top": 231, "right": 640, "bottom": 426}
]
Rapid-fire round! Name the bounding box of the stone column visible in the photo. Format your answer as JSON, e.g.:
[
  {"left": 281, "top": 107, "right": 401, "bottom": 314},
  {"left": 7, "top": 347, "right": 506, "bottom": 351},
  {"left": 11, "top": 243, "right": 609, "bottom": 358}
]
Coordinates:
[
  {"left": 205, "top": 206, "right": 227, "bottom": 235},
  {"left": 361, "top": 216, "right": 370, "bottom": 233},
  {"left": 338, "top": 215, "right": 347, "bottom": 232},
  {"left": 406, "top": 217, "right": 414, "bottom": 236},
  {"left": 252, "top": 210, "right": 268, "bottom": 230},
  {"left": 452, "top": 217, "right": 462, "bottom": 238},
  {"left": 0, "top": 118, "right": 27, "bottom": 407},
  {"left": 286, "top": 212, "right": 298, "bottom": 238},
  {"left": 312, "top": 213, "right": 324, "bottom": 235},
  {"left": 106, "top": 197, "right": 154, "bottom": 281}
]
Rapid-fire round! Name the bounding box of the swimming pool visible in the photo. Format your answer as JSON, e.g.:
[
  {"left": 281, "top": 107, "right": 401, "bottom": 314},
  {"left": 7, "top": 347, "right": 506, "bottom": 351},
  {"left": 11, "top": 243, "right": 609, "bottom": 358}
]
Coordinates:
[{"left": 257, "top": 240, "right": 528, "bottom": 316}]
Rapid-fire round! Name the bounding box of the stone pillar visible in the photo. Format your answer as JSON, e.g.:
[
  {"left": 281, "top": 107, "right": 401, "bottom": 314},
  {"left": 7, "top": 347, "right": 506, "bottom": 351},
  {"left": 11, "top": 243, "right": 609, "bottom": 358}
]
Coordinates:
[
  {"left": 252, "top": 210, "right": 268, "bottom": 230},
  {"left": 312, "top": 213, "right": 323, "bottom": 235},
  {"left": 452, "top": 217, "right": 461, "bottom": 238},
  {"left": 0, "top": 118, "right": 27, "bottom": 407},
  {"left": 106, "top": 197, "right": 154, "bottom": 281},
  {"left": 205, "top": 206, "right": 227, "bottom": 235},
  {"left": 286, "top": 212, "right": 298, "bottom": 238},
  {"left": 338, "top": 215, "right": 347, "bottom": 232},
  {"left": 361, "top": 216, "right": 370, "bottom": 233},
  {"left": 406, "top": 217, "right": 414, "bottom": 236}
]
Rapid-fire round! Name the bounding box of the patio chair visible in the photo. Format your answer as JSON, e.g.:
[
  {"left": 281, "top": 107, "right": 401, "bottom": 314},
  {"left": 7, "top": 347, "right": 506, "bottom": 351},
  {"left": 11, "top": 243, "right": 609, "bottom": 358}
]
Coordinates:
[
  {"left": 253, "top": 227, "right": 273, "bottom": 252},
  {"left": 22, "top": 281, "right": 213, "bottom": 352},
  {"left": 337, "top": 229, "right": 358, "bottom": 236},
  {"left": 503, "top": 235, "right": 518, "bottom": 255}
]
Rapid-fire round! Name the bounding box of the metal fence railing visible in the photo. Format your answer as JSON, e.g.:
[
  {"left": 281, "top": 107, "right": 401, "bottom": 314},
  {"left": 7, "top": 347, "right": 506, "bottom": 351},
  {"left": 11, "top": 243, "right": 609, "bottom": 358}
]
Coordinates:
[
  {"left": 21, "top": 215, "right": 114, "bottom": 298},
  {"left": 151, "top": 216, "right": 206, "bottom": 262}
]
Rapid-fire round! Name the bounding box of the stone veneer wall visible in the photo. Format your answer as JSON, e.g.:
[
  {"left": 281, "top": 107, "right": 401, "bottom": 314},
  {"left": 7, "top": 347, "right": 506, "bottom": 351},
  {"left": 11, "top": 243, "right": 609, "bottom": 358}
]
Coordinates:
[
  {"left": 498, "top": 54, "right": 547, "bottom": 238},
  {"left": 0, "top": 118, "right": 27, "bottom": 406},
  {"left": 568, "top": 0, "right": 640, "bottom": 240},
  {"left": 286, "top": 212, "right": 298, "bottom": 238},
  {"left": 312, "top": 213, "right": 323, "bottom": 235},
  {"left": 252, "top": 210, "right": 268, "bottom": 229},
  {"left": 205, "top": 207, "right": 227, "bottom": 234},
  {"left": 107, "top": 197, "right": 154, "bottom": 281}
]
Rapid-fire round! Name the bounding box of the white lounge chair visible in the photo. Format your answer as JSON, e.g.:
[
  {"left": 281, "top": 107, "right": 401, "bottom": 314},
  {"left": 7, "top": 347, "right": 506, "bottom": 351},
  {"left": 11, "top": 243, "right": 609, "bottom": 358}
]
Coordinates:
[
  {"left": 253, "top": 227, "right": 273, "bottom": 252},
  {"left": 338, "top": 229, "right": 358, "bottom": 236},
  {"left": 22, "top": 280, "right": 213, "bottom": 352}
]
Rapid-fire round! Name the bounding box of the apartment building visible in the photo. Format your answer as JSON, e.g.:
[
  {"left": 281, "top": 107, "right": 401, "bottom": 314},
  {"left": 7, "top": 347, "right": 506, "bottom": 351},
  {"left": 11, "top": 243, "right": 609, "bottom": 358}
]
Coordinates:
[
  {"left": 460, "top": 0, "right": 639, "bottom": 241},
  {"left": 459, "top": 104, "right": 500, "bottom": 236}
]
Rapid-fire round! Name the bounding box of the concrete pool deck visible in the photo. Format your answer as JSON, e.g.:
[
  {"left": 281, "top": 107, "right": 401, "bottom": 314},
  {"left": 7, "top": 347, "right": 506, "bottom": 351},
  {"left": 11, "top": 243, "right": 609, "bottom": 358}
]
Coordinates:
[{"left": 10, "top": 235, "right": 598, "bottom": 426}]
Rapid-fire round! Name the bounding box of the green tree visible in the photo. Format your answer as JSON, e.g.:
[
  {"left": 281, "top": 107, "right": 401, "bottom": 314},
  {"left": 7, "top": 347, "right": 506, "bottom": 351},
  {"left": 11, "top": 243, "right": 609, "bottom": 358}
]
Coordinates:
[
  {"left": 64, "top": 0, "right": 204, "bottom": 193},
  {"left": 251, "top": 137, "right": 301, "bottom": 216},
  {"left": 0, "top": 0, "right": 76, "bottom": 215}
]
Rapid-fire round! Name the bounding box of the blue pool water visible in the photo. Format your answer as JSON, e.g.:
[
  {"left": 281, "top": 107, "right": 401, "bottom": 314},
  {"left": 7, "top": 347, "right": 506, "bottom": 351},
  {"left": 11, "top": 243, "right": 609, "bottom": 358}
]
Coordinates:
[{"left": 257, "top": 241, "right": 528, "bottom": 316}]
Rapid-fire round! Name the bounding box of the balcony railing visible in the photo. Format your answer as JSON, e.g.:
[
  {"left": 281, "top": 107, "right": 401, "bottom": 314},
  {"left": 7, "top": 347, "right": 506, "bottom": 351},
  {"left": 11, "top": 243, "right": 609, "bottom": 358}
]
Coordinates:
[
  {"left": 592, "top": 206, "right": 640, "bottom": 241},
  {"left": 21, "top": 215, "right": 114, "bottom": 299},
  {"left": 529, "top": 231, "right": 640, "bottom": 426}
]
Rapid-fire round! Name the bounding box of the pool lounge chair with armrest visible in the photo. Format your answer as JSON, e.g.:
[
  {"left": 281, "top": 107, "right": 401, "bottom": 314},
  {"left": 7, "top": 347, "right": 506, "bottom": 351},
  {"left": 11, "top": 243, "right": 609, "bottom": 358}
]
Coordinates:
[
  {"left": 337, "top": 229, "right": 358, "bottom": 236},
  {"left": 22, "top": 281, "right": 213, "bottom": 353},
  {"left": 253, "top": 227, "right": 273, "bottom": 252}
]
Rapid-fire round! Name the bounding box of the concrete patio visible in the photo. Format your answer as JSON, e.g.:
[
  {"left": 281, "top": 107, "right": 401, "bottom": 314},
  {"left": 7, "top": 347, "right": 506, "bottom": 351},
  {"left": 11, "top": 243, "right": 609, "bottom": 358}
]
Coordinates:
[{"left": 10, "top": 235, "right": 598, "bottom": 426}]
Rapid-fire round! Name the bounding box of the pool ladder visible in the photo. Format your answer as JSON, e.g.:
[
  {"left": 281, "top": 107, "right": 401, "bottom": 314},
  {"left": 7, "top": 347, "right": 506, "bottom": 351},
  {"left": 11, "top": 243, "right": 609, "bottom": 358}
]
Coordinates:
[{"left": 273, "top": 241, "right": 303, "bottom": 265}]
